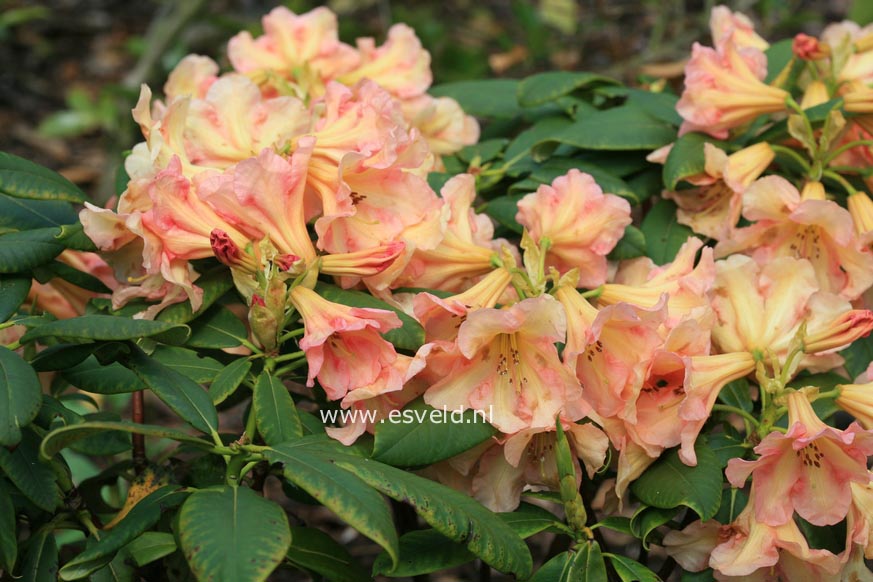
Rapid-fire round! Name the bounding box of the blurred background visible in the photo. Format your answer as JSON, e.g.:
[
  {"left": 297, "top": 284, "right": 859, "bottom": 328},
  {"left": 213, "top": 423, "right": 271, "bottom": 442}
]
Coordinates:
[{"left": 0, "top": 0, "right": 864, "bottom": 203}]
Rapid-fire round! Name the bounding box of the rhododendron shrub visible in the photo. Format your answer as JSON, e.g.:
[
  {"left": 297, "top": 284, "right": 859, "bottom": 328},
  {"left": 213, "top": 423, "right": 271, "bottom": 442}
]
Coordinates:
[{"left": 6, "top": 5, "right": 873, "bottom": 581}]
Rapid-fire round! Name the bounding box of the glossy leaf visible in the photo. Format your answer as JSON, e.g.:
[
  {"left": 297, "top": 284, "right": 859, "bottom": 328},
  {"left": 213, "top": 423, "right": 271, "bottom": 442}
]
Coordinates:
[
  {"left": 178, "top": 486, "right": 291, "bottom": 582},
  {"left": 530, "top": 553, "right": 570, "bottom": 582},
  {"left": 253, "top": 372, "right": 302, "bottom": 444},
  {"left": 286, "top": 527, "right": 369, "bottom": 582},
  {"left": 841, "top": 335, "right": 873, "bottom": 379},
  {"left": 517, "top": 71, "right": 616, "bottom": 107},
  {"left": 155, "top": 268, "right": 234, "bottom": 325},
  {"left": 315, "top": 283, "right": 425, "bottom": 351},
  {"left": 640, "top": 199, "right": 697, "bottom": 265},
  {"left": 209, "top": 358, "right": 251, "bottom": 405},
  {"left": 372, "top": 398, "right": 496, "bottom": 466},
  {"left": 630, "top": 505, "right": 676, "bottom": 549},
  {"left": 0, "top": 275, "right": 31, "bottom": 321},
  {"left": 18, "top": 528, "right": 58, "bottom": 582},
  {"left": 608, "top": 225, "right": 647, "bottom": 261},
  {"left": 335, "top": 456, "right": 532, "bottom": 578},
  {"left": 0, "top": 228, "right": 64, "bottom": 273},
  {"left": 631, "top": 441, "right": 722, "bottom": 520},
  {"left": 263, "top": 439, "right": 399, "bottom": 567},
  {"left": 430, "top": 79, "right": 521, "bottom": 119},
  {"left": 121, "top": 347, "right": 219, "bottom": 435},
  {"left": 0, "top": 345, "right": 42, "bottom": 446},
  {"left": 125, "top": 532, "right": 177, "bottom": 567},
  {"left": 606, "top": 554, "right": 660, "bottom": 582},
  {"left": 58, "top": 486, "right": 187, "bottom": 580},
  {"left": 41, "top": 421, "right": 214, "bottom": 459},
  {"left": 0, "top": 151, "right": 87, "bottom": 202},
  {"left": 0, "top": 429, "right": 61, "bottom": 512},
  {"left": 20, "top": 315, "right": 190, "bottom": 345},
  {"left": 0, "top": 193, "right": 77, "bottom": 230},
  {"left": 0, "top": 479, "right": 16, "bottom": 572},
  {"left": 535, "top": 105, "right": 674, "bottom": 152},
  {"left": 151, "top": 346, "right": 223, "bottom": 384},
  {"left": 185, "top": 305, "right": 247, "bottom": 349},
  {"left": 562, "top": 541, "right": 607, "bottom": 582},
  {"left": 663, "top": 132, "right": 709, "bottom": 190},
  {"left": 61, "top": 357, "right": 145, "bottom": 394}
]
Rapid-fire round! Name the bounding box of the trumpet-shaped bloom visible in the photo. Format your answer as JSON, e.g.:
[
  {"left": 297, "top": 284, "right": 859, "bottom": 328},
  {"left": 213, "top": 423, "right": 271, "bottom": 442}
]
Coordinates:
[
  {"left": 711, "top": 255, "right": 873, "bottom": 370},
  {"left": 289, "top": 285, "right": 403, "bottom": 401},
  {"left": 821, "top": 21, "right": 873, "bottom": 84},
  {"left": 516, "top": 170, "right": 631, "bottom": 288},
  {"left": 400, "top": 95, "right": 480, "bottom": 157},
  {"left": 715, "top": 175, "right": 873, "bottom": 299},
  {"left": 837, "top": 378, "right": 873, "bottom": 429},
  {"left": 662, "top": 520, "right": 722, "bottom": 572},
  {"left": 677, "top": 39, "right": 788, "bottom": 139},
  {"left": 726, "top": 391, "right": 873, "bottom": 527},
  {"left": 662, "top": 142, "right": 774, "bottom": 240},
  {"left": 709, "top": 6, "right": 769, "bottom": 52},
  {"left": 423, "top": 295, "right": 586, "bottom": 434}
]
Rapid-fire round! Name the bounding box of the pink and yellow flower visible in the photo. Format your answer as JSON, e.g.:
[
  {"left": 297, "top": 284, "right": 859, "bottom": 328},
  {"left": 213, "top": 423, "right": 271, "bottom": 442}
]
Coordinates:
[
  {"left": 715, "top": 176, "right": 873, "bottom": 299},
  {"left": 515, "top": 169, "right": 631, "bottom": 289},
  {"left": 423, "top": 295, "right": 586, "bottom": 434},
  {"left": 727, "top": 390, "right": 873, "bottom": 527},
  {"left": 709, "top": 6, "right": 768, "bottom": 53}
]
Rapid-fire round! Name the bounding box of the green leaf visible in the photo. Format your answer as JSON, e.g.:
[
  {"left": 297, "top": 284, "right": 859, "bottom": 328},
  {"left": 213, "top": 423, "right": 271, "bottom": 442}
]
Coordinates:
[
  {"left": 253, "top": 372, "right": 302, "bottom": 445},
  {"left": 61, "top": 357, "right": 145, "bottom": 395},
  {"left": 0, "top": 275, "right": 31, "bottom": 321},
  {"left": 124, "top": 532, "right": 177, "bottom": 567},
  {"left": 263, "top": 439, "right": 399, "bottom": 568},
  {"left": 315, "top": 283, "right": 425, "bottom": 351},
  {"left": 178, "top": 486, "right": 291, "bottom": 582},
  {"left": 30, "top": 343, "right": 95, "bottom": 372},
  {"left": 595, "top": 516, "right": 633, "bottom": 536},
  {"left": 18, "top": 528, "right": 58, "bottom": 582},
  {"left": 527, "top": 159, "right": 638, "bottom": 203},
  {"left": 504, "top": 116, "right": 574, "bottom": 160},
  {"left": 0, "top": 151, "right": 87, "bottom": 203},
  {"left": 156, "top": 268, "right": 234, "bottom": 325},
  {"left": 121, "top": 347, "right": 219, "bottom": 435},
  {"left": 625, "top": 89, "right": 682, "bottom": 126},
  {"left": 630, "top": 505, "right": 676, "bottom": 549},
  {"left": 209, "top": 358, "right": 251, "bottom": 405},
  {"left": 707, "top": 431, "right": 747, "bottom": 469},
  {"left": 841, "top": 335, "right": 873, "bottom": 379},
  {"left": 485, "top": 194, "right": 524, "bottom": 233},
  {"left": 0, "top": 193, "right": 77, "bottom": 230},
  {"left": 640, "top": 199, "right": 697, "bottom": 265},
  {"left": 765, "top": 38, "right": 795, "bottom": 84},
  {"left": 54, "top": 222, "right": 97, "bottom": 252},
  {"left": 0, "top": 429, "right": 61, "bottom": 511},
  {"left": 631, "top": 441, "right": 722, "bottom": 520},
  {"left": 185, "top": 305, "right": 247, "bottom": 349},
  {"left": 0, "top": 228, "right": 64, "bottom": 273},
  {"left": 151, "top": 346, "right": 223, "bottom": 384},
  {"left": 59, "top": 486, "right": 187, "bottom": 580},
  {"left": 606, "top": 554, "right": 660, "bottom": 582},
  {"left": 20, "top": 315, "right": 190, "bottom": 346},
  {"left": 531, "top": 553, "right": 570, "bottom": 581},
  {"left": 0, "top": 479, "right": 16, "bottom": 572},
  {"left": 517, "top": 71, "right": 617, "bottom": 107},
  {"left": 40, "top": 421, "right": 214, "bottom": 459},
  {"left": 718, "top": 378, "right": 753, "bottom": 412},
  {"left": 563, "top": 541, "right": 607, "bottom": 582},
  {"left": 663, "top": 133, "right": 710, "bottom": 190},
  {"left": 32, "top": 259, "right": 109, "bottom": 293},
  {"left": 500, "top": 502, "right": 564, "bottom": 537},
  {"left": 67, "top": 412, "right": 132, "bottom": 456},
  {"left": 608, "top": 225, "right": 647, "bottom": 261},
  {"left": 286, "top": 527, "right": 369, "bottom": 582},
  {"left": 372, "top": 398, "right": 496, "bottom": 466},
  {"left": 335, "top": 457, "right": 532, "bottom": 578},
  {"left": 0, "top": 346, "right": 42, "bottom": 447},
  {"left": 535, "top": 105, "right": 674, "bottom": 152},
  {"left": 430, "top": 80, "right": 521, "bottom": 119}
]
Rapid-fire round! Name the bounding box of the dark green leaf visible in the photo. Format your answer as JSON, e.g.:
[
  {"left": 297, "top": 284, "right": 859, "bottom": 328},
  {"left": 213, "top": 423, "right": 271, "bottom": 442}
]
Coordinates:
[
  {"left": 185, "top": 305, "right": 247, "bottom": 349},
  {"left": 61, "top": 357, "right": 145, "bottom": 394},
  {"left": 0, "top": 193, "right": 77, "bottom": 230},
  {"left": 535, "top": 105, "right": 674, "bottom": 152},
  {"left": 253, "top": 372, "right": 302, "bottom": 445},
  {"left": 707, "top": 431, "right": 747, "bottom": 469},
  {"left": 151, "top": 346, "right": 223, "bottom": 384},
  {"left": 156, "top": 268, "right": 234, "bottom": 325},
  {"left": 504, "top": 116, "right": 574, "bottom": 161},
  {"left": 54, "top": 222, "right": 97, "bottom": 252},
  {"left": 121, "top": 347, "right": 219, "bottom": 435},
  {"left": 595, "top": 516, "right": 633, "bottom": 536},
  {"left": 0, "top": 429, "right": 61, "bottom": 511},
  {"left": 606, "top": 554, "right": 661, "bottom": 582},
  {"left": 765, "top": 38, "right": 795, "bottom": 84},
  {"left": 18, "top": 528, "right": 58, "bottom": 582},
  {"left": 67, "top": 412, "right": 132, "bottom": 456},
  {"left": 608, "top": 225, "right": 647, "bottom": 261},
  {"left": 430, "top": 80, "right": 521, "bottom": 119},
  {"left": 58, "top": 486, "right": 187, "bottom": 580},
  {"left": 315, "top": 283, "right": 425, "bottom": 351},
  {"left": 125, "top": 532, "right": 177, "bottom": 567},
  {"left": 0, "top": 228, "right": 64, "bottom": 273},
  {"left": 372, "top": 398, "right": 496, "bottom": 466},
  {"left": 209, "top": 358, "right": 251, "bottom": 405},
  {"left": 31, "top": 344, "right": 95, "bottom": 372},
  {"left": 630, "top": 505, "right": 676, "bottom": 549},
  {"left": 485, "top": 194, "right": 524, "bottom": 234},
  {"left": 0, "top": 151, "right": 87, "bottom": 203},
  {"left": 0, "top": 346, "right": 42, "bottom": 446},
  {"left": 335, "top": 456, "right": 532, "bottom": 578},
  {"left": 20, "top": 315, "right": 190, "bottom": 345},
  {"left": 718, "top": 378, "right": 753, "bottom": 412},
  {"left": 32, "top": 259, "right": 109, "bottom": 293},
  {"left": 631, "top": 441, "right": 722, "bottom": 520},
  {"left": 517, "top": 72, "right": 617, "bottom": 107},
  {"left": 626, "top": 89, "right": 682, "bottom": 126},
  {"left": 373, "top": 529, "right": 474, "bottom": 577},
  {"left": 456, "top": 139, "right": 508, "bottom": 164},
  {"left": 562, "top": 541, "right": 607, "bottom": 582},
  {"left": 640, "top": 199, "right": 697, "bottom": 265},
  {"left": 0, "top": 275, "right": 31, "bottom": 321},
  {"left": 500, "top": 502, "right": 563, "bottom": 537},
  {"left": 0, "top": 479, "right": 16, "bottom": 572},
  {"left": 40, "top": 421, "right": 214, "bottom": 459},
  {"left": 841, "top": 336, "right": 873, "bottom": 379},
  {"left": 663, "top": 133, "right": 709, "bottom": 190},
  {"left": 530, "top": 553, "right": 570, "bottom": 582},
  {"left": 286, "top": 527, "right": 369, "bottom": 582},
  {"left": 178, "top": 486, "right": 290, "bottom": 582},
  {"left": 263, "top": 439, "right": 399, "bottom": 568}
]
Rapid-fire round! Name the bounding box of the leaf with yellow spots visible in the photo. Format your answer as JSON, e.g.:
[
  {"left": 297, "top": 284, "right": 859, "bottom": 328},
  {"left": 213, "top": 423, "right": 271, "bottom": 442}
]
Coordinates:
[{"left": 103, "top": 467, "right": 170, "bottom": 530}]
